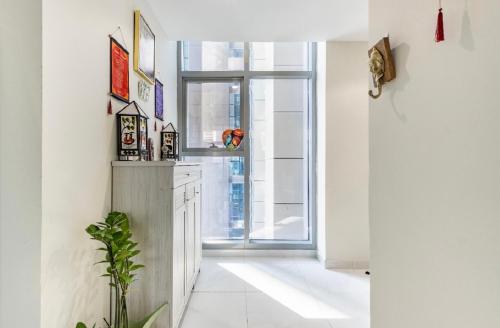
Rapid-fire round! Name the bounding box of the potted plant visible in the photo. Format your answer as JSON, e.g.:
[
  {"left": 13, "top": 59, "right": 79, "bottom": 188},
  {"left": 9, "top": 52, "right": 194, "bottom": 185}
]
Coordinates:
[{"left": 76, "top": 212, "right": 166, "bottom": 328}]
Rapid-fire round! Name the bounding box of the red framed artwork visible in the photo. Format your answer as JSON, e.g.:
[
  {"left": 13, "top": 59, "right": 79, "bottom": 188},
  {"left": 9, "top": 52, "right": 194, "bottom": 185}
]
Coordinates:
[{"left": 110, "top": 37, "right": 130, "bottom": 102}]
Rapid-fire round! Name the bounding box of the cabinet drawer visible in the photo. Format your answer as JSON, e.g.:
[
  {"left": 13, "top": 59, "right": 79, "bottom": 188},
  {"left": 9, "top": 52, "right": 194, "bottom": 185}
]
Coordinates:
[{"left": 173, "top": 166, "right": 201, "bottom": 188}]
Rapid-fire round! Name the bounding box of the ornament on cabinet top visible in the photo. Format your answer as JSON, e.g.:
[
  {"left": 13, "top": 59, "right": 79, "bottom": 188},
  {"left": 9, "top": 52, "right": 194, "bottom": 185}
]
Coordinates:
[
  {"left": 161, "top": 123, "right": 179, "bottom": 160},
  {"left": 116, "top": 101, "right": 149, "bottom": 161}
]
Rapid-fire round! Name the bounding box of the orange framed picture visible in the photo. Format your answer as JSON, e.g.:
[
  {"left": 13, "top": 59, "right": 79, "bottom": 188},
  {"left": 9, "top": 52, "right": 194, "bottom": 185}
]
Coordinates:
[{"left": 110, "top": 37, "right": 130, "bottom": 102}]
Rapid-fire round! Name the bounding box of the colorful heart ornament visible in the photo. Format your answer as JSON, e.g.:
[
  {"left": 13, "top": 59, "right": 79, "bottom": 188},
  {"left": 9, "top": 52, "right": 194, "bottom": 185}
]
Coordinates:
[{"left": 222, "top": 128, "right": 245, "bottom": 150}]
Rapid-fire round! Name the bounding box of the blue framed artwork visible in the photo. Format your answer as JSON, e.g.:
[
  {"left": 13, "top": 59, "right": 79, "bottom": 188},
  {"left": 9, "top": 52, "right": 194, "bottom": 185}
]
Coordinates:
[{"left": 155, "top": 79, "right": 164, "bottom": 121}]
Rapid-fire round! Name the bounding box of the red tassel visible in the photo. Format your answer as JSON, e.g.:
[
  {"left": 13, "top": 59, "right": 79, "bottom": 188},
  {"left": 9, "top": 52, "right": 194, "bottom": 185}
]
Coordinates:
[
  {"left": 435, "top": 8, "right": 445, "bottom": 42},
  {"left": 107, "top": 100, "right": 113, "bottom": 115},
  {"left": 154, "top": 121, "right": 157, "bottom": 131}
]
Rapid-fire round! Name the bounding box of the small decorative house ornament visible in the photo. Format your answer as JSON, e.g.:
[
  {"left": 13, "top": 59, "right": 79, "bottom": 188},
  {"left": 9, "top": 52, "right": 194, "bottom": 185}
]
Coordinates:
[
  {"left": 161, "top": 123, "right": 179, "bottom": 160},
  {"left": 368, "top": 37, "right": 396, "bottom": 99},
  {"left": 116, "top": 101, "right": 149, "bottom": 161}
]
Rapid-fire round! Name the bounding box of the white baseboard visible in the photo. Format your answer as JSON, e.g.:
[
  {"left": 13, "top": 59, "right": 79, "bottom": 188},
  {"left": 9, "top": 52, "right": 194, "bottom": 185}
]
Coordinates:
[
  {"left": 203, "top": 249, "right": 317, "bottom": 258},
  {"left": 323, "top": 259, "right": 370, "bottom": 270},
  {"left": 203, "top": 250, "right": 368, "bottom": 270},
  {"left": 316, "top": 253, "right": 326, "bottom": 266}
]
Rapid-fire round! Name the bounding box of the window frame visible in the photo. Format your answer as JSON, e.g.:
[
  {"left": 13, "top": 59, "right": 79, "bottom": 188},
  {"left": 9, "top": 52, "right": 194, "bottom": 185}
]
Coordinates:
[
  {"left": 181, "top": 78, "right": 245, "bottom": 156},
  {"left": 177, "top": 42, "right": 318, "bottom": 250}
]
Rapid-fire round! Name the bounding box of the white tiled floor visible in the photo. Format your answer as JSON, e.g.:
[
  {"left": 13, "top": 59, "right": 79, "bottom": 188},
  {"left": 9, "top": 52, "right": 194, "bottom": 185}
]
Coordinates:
[{"left": 180, "top": 257, "right": 370, "bottom": 328}]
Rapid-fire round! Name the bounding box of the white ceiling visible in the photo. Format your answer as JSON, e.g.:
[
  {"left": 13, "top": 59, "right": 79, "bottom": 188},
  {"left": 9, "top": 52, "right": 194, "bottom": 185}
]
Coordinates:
[{"left": 145, "top": 0, "right": 368, "bottom": 41}]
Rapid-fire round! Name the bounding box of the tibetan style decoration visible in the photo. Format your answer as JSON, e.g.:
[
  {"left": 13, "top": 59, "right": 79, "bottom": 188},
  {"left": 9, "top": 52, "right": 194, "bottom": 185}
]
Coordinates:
[
  {"left": 368, "top": 37, "right": 396, "bottom": 99},
  {"left": 109, "top": 37, "right": 130, "bottom": 102},
  {"left": 435, "top": 0, "right": 445, "bottom": 42},
  {"left": 161, "top": 123, "right": 179, "bottom": 160},
  {"left": 107, "top": 99, "right": 113, "bottom": 115},
  {"left": 155, "top": 79, "right": 164, "bottom": 120},
  {"left": 222, "top": 128, "right": 245, "bottom": 151},
  {"left": 116, "top": 101, "right": 149, "bottom": 161}
]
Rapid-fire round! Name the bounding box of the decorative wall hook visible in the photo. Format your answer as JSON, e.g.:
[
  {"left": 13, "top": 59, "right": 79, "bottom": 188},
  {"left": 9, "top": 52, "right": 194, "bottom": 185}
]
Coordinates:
[
  {"left": 369, "top": 48, "right": 384, "bottom": 99},
  {"left": 368, "top": 37, "right": 396, "bottom": 100}
]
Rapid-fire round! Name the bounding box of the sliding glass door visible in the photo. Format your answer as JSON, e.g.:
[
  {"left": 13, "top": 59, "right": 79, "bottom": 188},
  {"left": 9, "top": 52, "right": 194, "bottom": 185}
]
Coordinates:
[
  {"left": 178, "top": 41, "right": 316, "bottom": 249},
  {"left": 249, "top": 79, "right": 310, "bottom": 242}
]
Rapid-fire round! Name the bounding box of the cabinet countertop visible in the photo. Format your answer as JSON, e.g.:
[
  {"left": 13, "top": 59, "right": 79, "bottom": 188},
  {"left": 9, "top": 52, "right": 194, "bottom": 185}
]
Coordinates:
[{"left": 112, "top": 161, "right": 201, "bottom": 167}]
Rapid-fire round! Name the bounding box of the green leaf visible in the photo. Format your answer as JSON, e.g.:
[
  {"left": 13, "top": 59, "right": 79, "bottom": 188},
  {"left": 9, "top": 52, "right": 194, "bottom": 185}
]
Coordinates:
[
  {"left": 75, "top": 323, "right": 87, "bottom": 328},
  {"left": 130, "top": 303, "right": 168, "bottom": 328},
  {"left": 116, "top": 251, "right": 131, "bottom": 261},
  {"left": 127, "top": 242, "right": 138, "bottom": 250},
  {"left": 86, "top": 224, "right": 100, "bottom": 235},
  {"left": 94, "top": 260, "right": 109, "bottom": 265},
  {"left": 130, "top": 264, "right": 145, "bottom": 271}
]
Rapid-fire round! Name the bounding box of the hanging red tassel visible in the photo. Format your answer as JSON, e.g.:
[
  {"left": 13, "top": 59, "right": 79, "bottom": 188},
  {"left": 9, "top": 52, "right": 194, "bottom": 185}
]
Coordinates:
[
  {"left": 154, "top": 120, "right": 157, "bottom": 131},
  {"left": 107, "top": 100, "right": 113, "bottom": 115},
  {"left": 435, "top": 7, "right": 445, "bottom": 42}
]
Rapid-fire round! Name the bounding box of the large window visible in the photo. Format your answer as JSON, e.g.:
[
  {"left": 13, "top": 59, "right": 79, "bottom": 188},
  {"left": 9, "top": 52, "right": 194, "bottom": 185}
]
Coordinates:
[{"left": 179, "top": 42, "right": 316, "bottom": 249}]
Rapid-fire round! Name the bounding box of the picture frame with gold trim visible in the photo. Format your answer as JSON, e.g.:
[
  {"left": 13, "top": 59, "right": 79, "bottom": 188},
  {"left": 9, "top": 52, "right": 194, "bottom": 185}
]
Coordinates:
[{"left": 133, "top": 10, "right": 155, "bottom": 84}]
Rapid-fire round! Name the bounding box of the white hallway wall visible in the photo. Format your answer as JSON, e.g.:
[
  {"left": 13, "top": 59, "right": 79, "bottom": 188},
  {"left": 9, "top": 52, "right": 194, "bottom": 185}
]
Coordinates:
[
  {"left": 41, "top": 0, "right": 177, "bottom": 326},
  {"left": 370, "top": 1, "right": 500, "bottom": 328},
  {"left": 317, "top": 42, "right": 369, "bottom": 269},
  {"left": 0, "top": 0, "right": 42, "bottom": 327}
]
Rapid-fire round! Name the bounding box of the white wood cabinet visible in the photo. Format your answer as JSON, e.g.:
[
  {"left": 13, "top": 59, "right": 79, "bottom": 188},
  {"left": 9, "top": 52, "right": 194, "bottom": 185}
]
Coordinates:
[{"left": 112, "top": 161, "right": 202, "bottom": 328}]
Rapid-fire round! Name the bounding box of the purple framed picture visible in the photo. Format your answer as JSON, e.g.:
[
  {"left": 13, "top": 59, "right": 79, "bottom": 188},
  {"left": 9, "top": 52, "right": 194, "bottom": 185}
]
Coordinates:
[{"left": 155, "top": 79, "right": 164, "bottom": 120}]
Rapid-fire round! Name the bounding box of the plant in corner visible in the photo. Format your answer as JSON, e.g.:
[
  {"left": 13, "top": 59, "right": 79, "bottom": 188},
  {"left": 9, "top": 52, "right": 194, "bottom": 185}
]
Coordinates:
[{"left": 76, "top": 212, "right": 167, "bottom": 328}]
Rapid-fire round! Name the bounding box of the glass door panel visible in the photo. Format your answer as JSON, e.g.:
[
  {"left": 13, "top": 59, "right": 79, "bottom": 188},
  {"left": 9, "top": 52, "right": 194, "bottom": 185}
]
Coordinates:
[{"left": 249, "top": 79, "right": 310, "bottom": 241}]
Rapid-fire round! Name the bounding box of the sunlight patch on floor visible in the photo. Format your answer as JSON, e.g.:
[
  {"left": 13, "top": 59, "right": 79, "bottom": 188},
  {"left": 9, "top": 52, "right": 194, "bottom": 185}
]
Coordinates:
[{"left": 218, "top": 262, "right": 350, "bottom": 320}]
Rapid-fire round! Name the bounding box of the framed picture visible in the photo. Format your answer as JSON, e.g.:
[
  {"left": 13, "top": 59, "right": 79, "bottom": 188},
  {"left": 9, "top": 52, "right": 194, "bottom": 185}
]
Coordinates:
[
  {"left": 134, "top": 10, "right": 155, "bottom": 84},
  {"left": 109, "top": 37, "right": 130, "bottom": 102},
  {"left": 155, "top": 79, "right": 164, "bottom": 120}
]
